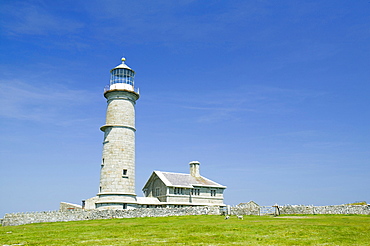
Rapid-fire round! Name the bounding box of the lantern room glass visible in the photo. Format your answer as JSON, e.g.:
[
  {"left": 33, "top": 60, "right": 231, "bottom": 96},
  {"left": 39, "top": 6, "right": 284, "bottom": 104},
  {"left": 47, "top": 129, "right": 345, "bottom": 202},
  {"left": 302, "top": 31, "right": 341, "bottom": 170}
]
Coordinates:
[{"left": 110, "top": 68, "right": 135, "bottom": 86}]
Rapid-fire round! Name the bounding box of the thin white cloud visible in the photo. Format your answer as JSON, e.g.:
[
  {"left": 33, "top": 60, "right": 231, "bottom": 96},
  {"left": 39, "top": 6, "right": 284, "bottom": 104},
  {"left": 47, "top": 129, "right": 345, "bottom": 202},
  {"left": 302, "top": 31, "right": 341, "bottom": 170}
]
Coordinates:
[
  {"left": 0, "top": 1, "right": 84, "bottom": 36},
  {"left": 0, "top": 79, "right": 96, "bottom": 125},
  {"left": 141, "top": 85, "right": 328, "bottom": 125},
  {"left": 303, "top": 141, "right": 351, "bottom": 149},
  {"left": 172, "top": 85, "right": 328, "bottom": 123},
  {"left": 80, "top": 1, "right": 267, "bottom": 46},
  {"left": 274, "top": 130, "right": 319, "bottom": 138}
]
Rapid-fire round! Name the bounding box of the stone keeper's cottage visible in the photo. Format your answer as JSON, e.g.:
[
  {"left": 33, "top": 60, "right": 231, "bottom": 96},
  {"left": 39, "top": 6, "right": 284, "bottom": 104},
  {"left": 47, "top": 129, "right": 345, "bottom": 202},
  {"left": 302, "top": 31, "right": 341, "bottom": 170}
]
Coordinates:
[{"left": 139, "top": 161, "right": 227, "bottom": 208}]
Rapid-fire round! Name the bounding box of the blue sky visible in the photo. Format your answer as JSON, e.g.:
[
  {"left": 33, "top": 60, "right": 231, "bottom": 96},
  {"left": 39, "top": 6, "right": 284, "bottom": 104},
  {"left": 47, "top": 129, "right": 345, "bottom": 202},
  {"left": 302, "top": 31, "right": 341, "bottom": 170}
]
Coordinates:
[{"left": 0, "top": 0, "right": 369, "bottom": 217}]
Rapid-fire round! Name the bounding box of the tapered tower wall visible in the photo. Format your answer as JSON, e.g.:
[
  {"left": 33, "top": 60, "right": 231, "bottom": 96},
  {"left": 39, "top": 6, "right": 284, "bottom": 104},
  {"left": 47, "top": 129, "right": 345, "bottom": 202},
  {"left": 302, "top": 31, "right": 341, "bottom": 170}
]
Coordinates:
[
  {"left": 96, "top": 90, "right": 139, "bottom": 209},
  {"left": 100, "top": 90, "right": 138, "bottom": 192},
  {"left": 93, "top": 58, "right": 140, "bottom": 210}
]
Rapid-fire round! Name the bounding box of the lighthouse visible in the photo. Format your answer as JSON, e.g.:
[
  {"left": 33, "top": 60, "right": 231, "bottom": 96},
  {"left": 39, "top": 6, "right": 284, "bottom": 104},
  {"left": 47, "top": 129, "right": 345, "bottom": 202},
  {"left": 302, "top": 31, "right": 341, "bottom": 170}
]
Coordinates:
[
  {"left": 95, "top": 57, "right": 139, "bottom": 209},
  {"left": 65, "top": 58, "right": 227, "bottom": 211}
]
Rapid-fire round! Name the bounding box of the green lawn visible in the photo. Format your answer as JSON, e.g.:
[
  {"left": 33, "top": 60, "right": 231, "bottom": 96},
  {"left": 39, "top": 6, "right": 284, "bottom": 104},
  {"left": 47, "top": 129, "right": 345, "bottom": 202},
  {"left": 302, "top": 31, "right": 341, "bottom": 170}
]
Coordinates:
[{"left": 1, "top": 215, "right": 370, "bottom": 245}]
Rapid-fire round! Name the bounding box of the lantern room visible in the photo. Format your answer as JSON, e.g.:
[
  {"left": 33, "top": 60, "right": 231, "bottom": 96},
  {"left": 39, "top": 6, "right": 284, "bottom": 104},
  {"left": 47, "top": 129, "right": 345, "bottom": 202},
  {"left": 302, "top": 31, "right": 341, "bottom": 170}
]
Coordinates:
[{"left": 108, "top": 57, "right": 135, "bottom": 91}]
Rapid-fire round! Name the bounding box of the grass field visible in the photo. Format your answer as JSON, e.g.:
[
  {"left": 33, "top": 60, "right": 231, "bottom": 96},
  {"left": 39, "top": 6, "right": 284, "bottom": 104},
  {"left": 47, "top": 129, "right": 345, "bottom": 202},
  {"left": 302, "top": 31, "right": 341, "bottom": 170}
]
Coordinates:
[{"left": 1, "top": 215, "right": 370, "bottom": 245}]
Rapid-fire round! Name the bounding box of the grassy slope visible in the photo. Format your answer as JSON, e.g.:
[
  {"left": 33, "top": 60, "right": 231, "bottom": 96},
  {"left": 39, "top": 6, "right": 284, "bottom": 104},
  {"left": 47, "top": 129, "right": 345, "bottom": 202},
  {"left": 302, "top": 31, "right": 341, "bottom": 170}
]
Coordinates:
[{"left": 1, "top": 215, "right": 370, "bottom": 245}]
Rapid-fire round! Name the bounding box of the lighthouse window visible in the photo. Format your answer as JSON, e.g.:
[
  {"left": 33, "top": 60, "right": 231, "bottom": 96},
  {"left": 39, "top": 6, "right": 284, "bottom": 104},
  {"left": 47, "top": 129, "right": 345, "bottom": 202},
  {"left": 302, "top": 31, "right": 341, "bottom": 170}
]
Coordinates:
[
  {"left": 110, "top": 69, "right": 135, "bottom": 86},
  {"left": 122, "top": 169, "right": 128, "bottom": 177}
]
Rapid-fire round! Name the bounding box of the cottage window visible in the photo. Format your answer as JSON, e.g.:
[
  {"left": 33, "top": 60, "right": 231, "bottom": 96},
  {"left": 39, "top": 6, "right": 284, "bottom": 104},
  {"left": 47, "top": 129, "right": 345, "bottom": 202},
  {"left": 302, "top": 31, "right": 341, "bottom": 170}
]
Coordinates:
[
  {"left": 191, "top": 188, "right": 200, "bottom": 195},
  {"left": 155, "top": 188, "right": 160, "bottom": 196},
  {"left": 174, "top": 187, "right": 184, "bottom": 195}
]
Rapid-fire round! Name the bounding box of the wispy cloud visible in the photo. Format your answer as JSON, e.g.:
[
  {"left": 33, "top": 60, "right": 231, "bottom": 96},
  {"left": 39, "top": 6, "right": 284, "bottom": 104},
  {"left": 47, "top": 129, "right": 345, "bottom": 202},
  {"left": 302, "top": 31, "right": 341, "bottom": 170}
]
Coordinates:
[
  {"left": 79, "top": 1, "right": 267, "bottom": 46},
  {"left": 0, "top": 79, "right": 96, "bottom": 125},
  {"left": 0, "top": 1, "right": 84, "bottom": 36},
  {"left": 274, "top": 130, "right": 319, "bottom": 138},
  {"left": 167, "top": 85, "right": 328, "bottom": 123},
  {"left": 302, "top": 141, "right": 352, "bottom": 149}
]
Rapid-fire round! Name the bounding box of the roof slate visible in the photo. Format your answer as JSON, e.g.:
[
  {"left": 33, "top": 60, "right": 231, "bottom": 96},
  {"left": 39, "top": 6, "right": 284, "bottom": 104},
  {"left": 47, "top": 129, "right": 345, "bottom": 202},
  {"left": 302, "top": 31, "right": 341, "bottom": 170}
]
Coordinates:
[{"left": 156, "top": 171, "right": 226, "bottom": 188}]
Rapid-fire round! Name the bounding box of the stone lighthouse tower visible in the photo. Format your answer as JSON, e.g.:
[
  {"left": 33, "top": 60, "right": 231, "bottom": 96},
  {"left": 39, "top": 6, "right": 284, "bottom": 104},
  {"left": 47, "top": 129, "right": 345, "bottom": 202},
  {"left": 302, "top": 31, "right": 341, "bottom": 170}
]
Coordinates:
[{"left": 95, "top": 57, "right": 139, "bottom": 210}]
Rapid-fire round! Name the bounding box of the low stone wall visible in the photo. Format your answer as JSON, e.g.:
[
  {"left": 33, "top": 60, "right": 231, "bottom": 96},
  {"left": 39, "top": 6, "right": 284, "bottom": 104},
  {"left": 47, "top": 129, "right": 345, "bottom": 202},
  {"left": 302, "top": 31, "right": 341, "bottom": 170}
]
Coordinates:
[
  {"left": 230, "top": 207, "right": 260, "bottom": 215},
  {"left": 2, "top": 206, "right": 220, "bottom": 227},
  {"left": 228, "top": 204, "right": 370, "bottom": 216},
  {"left": 278, "top": 205, "right": 370, "bottom": 215},
  {"left": 3, "top": 204, "right": 370, "bottom": 226}
]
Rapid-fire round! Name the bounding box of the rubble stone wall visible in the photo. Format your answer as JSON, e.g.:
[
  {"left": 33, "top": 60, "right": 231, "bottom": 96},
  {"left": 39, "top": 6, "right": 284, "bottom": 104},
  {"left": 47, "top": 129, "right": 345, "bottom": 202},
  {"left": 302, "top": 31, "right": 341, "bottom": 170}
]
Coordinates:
[
  {"left": 229, "top": 204, "right": 370, "bottom": 216},
  {"left": 2, "top": 206, "right": 219, "bottom": 226},
  {"left": 230, "top": 207, "right": 260, "bottom": 215},
  {"left": 278, "top": 205, "right": 370, "bottom": 215},
  {"left": 3, "top": 204, "right": 370, "bottom": 226}
]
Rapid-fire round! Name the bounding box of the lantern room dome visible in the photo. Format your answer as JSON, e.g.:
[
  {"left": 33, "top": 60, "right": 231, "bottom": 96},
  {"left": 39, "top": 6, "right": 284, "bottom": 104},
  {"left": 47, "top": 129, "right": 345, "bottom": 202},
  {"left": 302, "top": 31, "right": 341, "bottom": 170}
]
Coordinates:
[
  {"left": 110, "top": 57, "right": 134, "bottom": 73},
  {"left": 107, "top": 57, "right": 136, "bottom": 92}
]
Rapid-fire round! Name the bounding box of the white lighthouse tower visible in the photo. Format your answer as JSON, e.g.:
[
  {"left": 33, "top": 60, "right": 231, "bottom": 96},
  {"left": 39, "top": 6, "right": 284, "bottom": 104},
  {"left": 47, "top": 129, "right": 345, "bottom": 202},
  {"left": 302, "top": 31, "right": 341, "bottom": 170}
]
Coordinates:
[{"left": 95, "top": 57, "right": 139, "bottom": 209}]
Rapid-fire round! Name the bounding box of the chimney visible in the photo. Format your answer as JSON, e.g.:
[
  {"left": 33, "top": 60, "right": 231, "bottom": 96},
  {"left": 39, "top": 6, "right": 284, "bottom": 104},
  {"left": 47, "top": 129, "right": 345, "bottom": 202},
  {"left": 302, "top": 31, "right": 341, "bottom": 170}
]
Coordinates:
[{"left": 189, "top": 161, "right": 200, "bottom": 177}]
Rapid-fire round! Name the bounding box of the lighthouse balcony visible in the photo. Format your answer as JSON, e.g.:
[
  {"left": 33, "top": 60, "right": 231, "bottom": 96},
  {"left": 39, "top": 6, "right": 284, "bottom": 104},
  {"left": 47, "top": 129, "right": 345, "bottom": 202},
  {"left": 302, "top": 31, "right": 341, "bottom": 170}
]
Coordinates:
[{"left": 104, "top": 84, "right": 139, "bottom": 94}]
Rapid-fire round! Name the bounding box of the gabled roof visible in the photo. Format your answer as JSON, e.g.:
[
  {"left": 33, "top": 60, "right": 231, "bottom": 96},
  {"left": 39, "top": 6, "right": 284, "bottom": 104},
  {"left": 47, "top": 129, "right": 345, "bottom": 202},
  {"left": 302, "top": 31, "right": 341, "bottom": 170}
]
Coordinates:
[
  {"left": 237, "top": 201, "right": 260, "bottom": 208},
  {"left": 143, "top": 171, "right": 226, "bottom": 189}
]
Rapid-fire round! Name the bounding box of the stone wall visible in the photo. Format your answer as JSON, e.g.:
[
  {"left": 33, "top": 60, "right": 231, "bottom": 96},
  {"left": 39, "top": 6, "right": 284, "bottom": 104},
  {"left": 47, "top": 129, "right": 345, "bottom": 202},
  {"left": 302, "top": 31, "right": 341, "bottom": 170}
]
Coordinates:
[
  {"left": 228, "top": 201, "right": 263, "bottom": 215},
  {"left": 3, "top": 204, "right": 370, "bottom": 226},
  {"left": 231, "top": 204, "right": 370, "bottom": 216},
  {"left": 230, "top": 205, "right": 260, "bottom": 215},
  {"left": 228, "top": 202, "right": 370, "bottom": 216},
  {"left": 2, "top": 206, "right": 220, "bottom": 227},
  {"left": 278, "top": 205, "right": 370, "bottom": 215}
]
